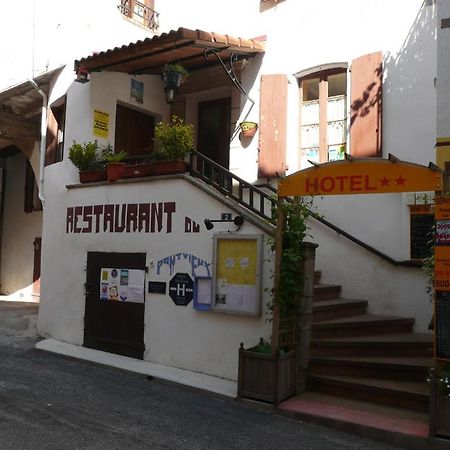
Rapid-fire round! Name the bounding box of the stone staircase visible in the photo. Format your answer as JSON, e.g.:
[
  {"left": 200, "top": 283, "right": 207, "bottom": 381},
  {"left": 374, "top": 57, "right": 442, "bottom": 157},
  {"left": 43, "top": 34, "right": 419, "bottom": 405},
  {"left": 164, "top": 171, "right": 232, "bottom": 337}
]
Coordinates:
[{"left": 308, "top": 271, "right": 433, "bottom": 413}]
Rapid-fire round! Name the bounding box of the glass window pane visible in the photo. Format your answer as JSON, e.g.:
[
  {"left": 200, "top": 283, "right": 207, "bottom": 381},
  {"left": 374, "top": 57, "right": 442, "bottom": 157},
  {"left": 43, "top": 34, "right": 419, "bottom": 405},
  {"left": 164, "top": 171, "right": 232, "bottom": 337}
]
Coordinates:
[
  {"left": 301, "top": 148, "right": 319, "bottom": 168},
  {"left": 328, "top": 144, "right": 346, "bottom": 161},
  {"left": 302, "top": 78, "right": 319, "bottom": 101},
  {"left": 327, "top": 120, "right": 346, "bottom": 145},
  {"left": 328, "top": 72, "right": 347, "bottom": 97},
  {"left": 327, "top": 96, "right": 346, "bottom": 122},
  {"left": 302, "top": 100, "right": 319, "bottom": 125},
  {"left": 301, "top": 124, "right": 319, "bottom": 148}
]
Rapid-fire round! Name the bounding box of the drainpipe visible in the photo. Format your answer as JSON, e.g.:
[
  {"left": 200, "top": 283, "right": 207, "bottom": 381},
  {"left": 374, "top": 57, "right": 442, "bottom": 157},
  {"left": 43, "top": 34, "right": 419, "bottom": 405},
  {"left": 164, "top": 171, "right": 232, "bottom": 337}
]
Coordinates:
[{"left": 28, "top": 79, "right": 47, "bottom": 208}]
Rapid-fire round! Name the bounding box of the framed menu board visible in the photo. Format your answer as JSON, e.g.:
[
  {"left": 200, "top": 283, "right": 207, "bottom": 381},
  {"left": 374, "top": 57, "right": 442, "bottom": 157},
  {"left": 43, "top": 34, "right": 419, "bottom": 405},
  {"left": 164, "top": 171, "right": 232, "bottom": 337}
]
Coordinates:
[{"left": 212, "top": 234, "right": 263, "bottom": 316}]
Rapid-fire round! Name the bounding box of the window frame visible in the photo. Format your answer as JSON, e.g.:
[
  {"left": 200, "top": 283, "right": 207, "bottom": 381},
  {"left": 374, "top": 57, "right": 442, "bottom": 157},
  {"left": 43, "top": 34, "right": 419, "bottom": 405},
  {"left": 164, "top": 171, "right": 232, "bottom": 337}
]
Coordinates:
[{"left": 297, "top": 65, "right": 348, "bottom": 166}]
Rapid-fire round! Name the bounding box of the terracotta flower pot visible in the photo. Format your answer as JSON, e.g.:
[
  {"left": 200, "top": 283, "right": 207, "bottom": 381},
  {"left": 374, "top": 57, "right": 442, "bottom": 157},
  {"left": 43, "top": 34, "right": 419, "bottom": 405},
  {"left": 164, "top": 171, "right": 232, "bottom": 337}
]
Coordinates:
[
  {"left": 106, "top": 163, "right": 126, "bottom": 182},
  {"left": 239, "top": 121, "right": 258, "bottom": 137},
  {"left": 149, "top": 160, "right": 188, "bottom": 176}
]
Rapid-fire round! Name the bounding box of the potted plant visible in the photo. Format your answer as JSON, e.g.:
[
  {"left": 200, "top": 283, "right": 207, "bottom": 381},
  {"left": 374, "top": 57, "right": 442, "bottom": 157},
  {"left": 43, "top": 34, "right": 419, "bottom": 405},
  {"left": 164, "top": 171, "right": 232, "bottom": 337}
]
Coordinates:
[
  {"left": 237, "top": 338, "right": 297, "bottom": 406},
  {"left": 102, "top": 145, "right": 127, "bottom": 182},
  {"left": 68, "top": 140, "right": 106, "bottom": 183},
  {"left": 162, "top": 63, "right": 188, "bottom": 89},
  {"left": 151, "top": 115, "right": 194, "bottom": 175},
  {"left": 162, "top": 64, "right": 188, "bottom": 103},
  {"left": 239, "top": 121, "right": 258, "bottom": 137},
  {"left": 429, "top": 364, "right": 450, "bottom": 438}
]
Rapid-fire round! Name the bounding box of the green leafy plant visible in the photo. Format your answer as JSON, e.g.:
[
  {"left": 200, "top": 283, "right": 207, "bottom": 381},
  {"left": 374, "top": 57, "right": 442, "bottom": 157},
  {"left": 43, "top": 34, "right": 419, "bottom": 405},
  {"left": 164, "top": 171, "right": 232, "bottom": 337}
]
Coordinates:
[
  {"left": 163, "top": 63, "right": 189, "bottom": 80},
  {"left": 266, "top": 197, "right": 312, "bottom": 319},
  {"left": 153, "top": 115, "right": 194, "bottom": 161},
  {"left": 428, "top": 364, "right": 450, "bottom": 398},
  {"left": 102, "top": 145, "right": 127, "bottom": 164},
  {"left": 68, "top": 140, "right": 99, "bottom": 171}
]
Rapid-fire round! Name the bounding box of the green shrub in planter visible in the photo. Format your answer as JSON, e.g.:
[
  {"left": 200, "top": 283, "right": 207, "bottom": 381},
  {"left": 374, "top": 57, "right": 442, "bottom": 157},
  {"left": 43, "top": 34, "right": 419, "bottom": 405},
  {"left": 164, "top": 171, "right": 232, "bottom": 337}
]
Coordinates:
[
  {"left": 68, "top": 140, "right": 99, "bottom": 171},
  {"left": 154, "top": 116, "right": 194, "bottom": 161}
]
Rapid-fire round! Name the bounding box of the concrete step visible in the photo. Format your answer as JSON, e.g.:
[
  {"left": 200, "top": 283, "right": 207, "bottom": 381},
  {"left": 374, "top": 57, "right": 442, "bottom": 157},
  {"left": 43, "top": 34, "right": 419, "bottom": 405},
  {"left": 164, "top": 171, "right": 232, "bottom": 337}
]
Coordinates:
[
  {"left": 311, "top": 333, "right": 433, "bottom": 357},
  {"left": 312, "top": 298, "right": 368, "bottom": 322},
  {"left": 312, "top": 314, "right": 415, "bottom": 338},
  {"left": 278, "top": 391, "right": 432, "bottom": 449},
  {"left": 309, "top": 355, "right": 432, "bottom": 382},
  {"left": 307, "top": 374, "right": 430, "bottom": 412},
  {"left": 313, "top": 284, "right": 342, "bottom": 301}
]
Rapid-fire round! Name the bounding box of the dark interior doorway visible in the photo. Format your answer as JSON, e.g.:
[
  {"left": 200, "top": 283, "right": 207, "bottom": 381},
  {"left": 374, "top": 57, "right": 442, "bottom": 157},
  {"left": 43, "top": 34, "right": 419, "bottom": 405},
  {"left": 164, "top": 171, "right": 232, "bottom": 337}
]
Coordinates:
[
  {"left": 115, "top": 104, "right": 155, "bottom": 157},
  {"left": 84, "top": 252, "right": 146, "bottom": 359},
  {"left": 197, "top": 97, "right": 231, "bottom": 169}
]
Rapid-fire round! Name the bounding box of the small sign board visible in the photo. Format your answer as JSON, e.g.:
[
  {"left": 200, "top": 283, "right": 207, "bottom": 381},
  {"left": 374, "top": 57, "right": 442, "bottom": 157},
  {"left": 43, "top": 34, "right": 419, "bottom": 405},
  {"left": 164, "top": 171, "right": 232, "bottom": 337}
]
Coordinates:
[
  {"left": 169, "top": 273, "right": 194, "bottom": 306},
  {"left": 148, "top": 281, "right": 166, "bottom": 294}
]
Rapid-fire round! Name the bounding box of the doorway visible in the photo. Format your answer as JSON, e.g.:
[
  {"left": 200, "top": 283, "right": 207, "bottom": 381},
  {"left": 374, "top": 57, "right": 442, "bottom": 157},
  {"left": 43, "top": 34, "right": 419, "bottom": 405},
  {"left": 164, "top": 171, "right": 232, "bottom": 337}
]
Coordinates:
[
  {"left": 84, "top": 252, "right": 146, "bottom": 359},
  {"left": 197, "top": 97, "right": 231, "bottom": 169}
]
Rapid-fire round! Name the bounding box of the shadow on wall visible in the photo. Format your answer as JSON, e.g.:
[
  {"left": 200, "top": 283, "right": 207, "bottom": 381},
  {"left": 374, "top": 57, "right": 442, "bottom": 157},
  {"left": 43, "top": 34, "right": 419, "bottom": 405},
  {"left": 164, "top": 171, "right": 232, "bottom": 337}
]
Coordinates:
[
  {"left": 0, "top": 281, "right": 40, "bottom": 303},
  {"left": 382, "top": 0, "right": 436, "bottom": 164}
]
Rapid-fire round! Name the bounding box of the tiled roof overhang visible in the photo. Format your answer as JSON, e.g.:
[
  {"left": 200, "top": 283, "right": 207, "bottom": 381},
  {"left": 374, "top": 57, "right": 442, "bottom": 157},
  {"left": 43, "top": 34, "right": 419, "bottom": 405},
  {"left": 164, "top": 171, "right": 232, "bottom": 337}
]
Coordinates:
[{"left": 74, "top": 27, "right": 265, "bottom": 75}]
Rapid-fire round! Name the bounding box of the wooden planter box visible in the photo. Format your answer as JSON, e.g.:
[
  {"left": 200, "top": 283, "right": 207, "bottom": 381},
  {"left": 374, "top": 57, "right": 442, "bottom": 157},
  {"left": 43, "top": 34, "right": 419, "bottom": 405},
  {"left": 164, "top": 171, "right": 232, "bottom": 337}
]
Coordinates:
[
  {"left": 430, "top": 376, "right": 450, "bottom": 439},
  {"left": 123, "top": 163, "right": 154, "bottom": 179},
  {"left": 79, "top": 169, "right": 107, "bottom": 183},
  {"left": 149, "top": 160, "right": 188, "bottom": 176},
  {"left": 237, "top": 344, "right": 297, "bottom": 406}
]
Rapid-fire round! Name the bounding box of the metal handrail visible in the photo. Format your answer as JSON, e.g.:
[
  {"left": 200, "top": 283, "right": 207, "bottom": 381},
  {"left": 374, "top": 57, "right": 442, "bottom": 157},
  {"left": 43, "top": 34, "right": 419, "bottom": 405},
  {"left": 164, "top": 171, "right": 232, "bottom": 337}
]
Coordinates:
[
  {"left": 189, "top": 150, "right": 276, "bottom": 221},
  {"left": 189, "top": 150, "right": 420, "bottom": 267},
  {"left": 262, "top": 184, "right": 421, "bottom": 268},
  {"left": 118, "top": 0, "right": 159, "bottom": 30}
]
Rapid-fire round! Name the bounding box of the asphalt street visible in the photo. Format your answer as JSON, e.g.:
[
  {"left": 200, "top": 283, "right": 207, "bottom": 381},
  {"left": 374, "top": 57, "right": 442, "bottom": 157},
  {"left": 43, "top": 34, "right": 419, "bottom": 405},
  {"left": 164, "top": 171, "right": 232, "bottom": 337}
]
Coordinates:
[{"left": 0, "top": 301, "right": 406, "bottom": 450}]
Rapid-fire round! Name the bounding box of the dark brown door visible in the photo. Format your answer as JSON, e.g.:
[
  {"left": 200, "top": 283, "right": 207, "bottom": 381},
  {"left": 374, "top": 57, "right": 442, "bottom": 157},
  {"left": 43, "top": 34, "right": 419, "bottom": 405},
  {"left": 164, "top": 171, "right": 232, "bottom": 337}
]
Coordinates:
[
  {"left": 32, "top": 237, "right": 42, "bottom": 296},
  {"left": 115, "top": 104, "right": 155, "bottom": 157},
  {"left": 84, "top": 252, "right": 146, "bottom": 359},
  {"left": 197, "top": 97, "right": 231, "bottom": 169}
]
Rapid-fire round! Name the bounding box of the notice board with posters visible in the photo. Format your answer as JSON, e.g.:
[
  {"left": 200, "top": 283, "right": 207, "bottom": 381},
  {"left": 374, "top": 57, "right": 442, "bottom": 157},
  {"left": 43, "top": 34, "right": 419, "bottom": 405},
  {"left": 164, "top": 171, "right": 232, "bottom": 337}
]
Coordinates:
[
  {"left": 434, "top": 196, "right": 450, "bottom": 361},
  {"left": 212, "top": 234, "right": 262, "bottom": 316},
  {"left": 100, "top": 267, "right": 145, "bottom": 303}
]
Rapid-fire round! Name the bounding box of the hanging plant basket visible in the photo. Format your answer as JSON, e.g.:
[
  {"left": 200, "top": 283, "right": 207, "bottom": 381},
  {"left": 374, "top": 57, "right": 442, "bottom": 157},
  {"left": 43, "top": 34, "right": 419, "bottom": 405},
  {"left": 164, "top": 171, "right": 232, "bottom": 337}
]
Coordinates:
[
  {"left": 163, "top": 70, "right": 184, "bottom": 89},
  {"left": 239, "top": 121, "right": 258, "bottom": 137}
]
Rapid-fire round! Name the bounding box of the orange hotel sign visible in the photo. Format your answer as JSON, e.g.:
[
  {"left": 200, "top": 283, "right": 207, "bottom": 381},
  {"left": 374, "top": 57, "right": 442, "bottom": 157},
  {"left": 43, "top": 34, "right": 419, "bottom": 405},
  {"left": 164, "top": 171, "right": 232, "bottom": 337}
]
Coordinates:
[{"left": 278, "top": 159, "right": 442, "bottom": 197}]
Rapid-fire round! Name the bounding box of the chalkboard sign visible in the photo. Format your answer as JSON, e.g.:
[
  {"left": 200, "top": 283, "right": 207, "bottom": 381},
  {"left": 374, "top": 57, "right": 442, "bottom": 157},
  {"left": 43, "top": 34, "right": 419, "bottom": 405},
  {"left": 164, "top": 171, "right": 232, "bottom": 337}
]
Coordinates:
[
  {"left": 410, "top": 213, "right": 434, "bottom": 259},
  {"left": 435, "top": 291, "right": 450, "bottom": 361}
]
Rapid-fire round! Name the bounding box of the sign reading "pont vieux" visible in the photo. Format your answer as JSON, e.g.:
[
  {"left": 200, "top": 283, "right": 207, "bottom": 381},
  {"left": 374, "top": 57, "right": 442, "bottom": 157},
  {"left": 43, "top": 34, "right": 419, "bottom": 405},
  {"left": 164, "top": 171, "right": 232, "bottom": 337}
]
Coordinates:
[{"left": 278, "top": 159, "right": 441, "bottom": 197}]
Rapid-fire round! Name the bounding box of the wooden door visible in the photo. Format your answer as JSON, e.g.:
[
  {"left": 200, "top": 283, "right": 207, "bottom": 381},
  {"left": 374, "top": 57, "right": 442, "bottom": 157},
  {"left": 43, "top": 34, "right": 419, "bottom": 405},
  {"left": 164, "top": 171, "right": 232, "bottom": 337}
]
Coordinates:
[
  {"left": 32, "top": 237, "right": 42, "bottom": 296},
  {"left": 84, "top": 252, "right": 146, "bottom": 359},
  {"left": 197, "top": 97, "right": 231, "bottom": 169}
]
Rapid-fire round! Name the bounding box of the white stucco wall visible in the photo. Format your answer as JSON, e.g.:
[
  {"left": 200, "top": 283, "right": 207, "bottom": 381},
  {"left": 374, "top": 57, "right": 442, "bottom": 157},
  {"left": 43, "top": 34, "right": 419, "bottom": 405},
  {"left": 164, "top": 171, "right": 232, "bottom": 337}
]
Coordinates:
[
  {"left": 437, "top": 0, "right": 450, "bottom": 138},
  {"left": 38, "top": 177, "right": 272, "bottom": 380},
  {"left": 1, "top": 152, "right": 42, "bottom": 297},
  {"left": 0, "top": 0, "right": 157, "bottom": 90}
]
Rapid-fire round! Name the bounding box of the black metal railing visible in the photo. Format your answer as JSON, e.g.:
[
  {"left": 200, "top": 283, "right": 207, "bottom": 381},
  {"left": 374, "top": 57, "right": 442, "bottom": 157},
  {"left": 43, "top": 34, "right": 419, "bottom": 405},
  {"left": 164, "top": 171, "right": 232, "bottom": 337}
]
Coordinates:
[
  {"left": 189, "top": 150, "right": 419, "bottom": 268},
  {"left": 189, "top": 150, "right": 276, "bottom": 222},
  {"left": 118, "top": 0, "right": 159, "bottom": 31}
]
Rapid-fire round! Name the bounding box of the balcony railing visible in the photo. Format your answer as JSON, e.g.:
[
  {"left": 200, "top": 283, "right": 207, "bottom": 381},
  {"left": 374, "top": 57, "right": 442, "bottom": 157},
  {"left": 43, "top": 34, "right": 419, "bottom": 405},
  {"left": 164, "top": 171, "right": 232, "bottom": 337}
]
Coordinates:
[{"left": 118, "top": 0, "right": 159, "bottom": 31}]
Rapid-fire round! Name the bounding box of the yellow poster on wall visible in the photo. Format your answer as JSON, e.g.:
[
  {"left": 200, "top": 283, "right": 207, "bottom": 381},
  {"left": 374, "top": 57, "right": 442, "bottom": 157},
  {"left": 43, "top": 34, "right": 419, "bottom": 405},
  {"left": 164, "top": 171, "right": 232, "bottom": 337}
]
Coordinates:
[
  {"left": 93, "top": 109, "right": 109, "bottom": 138},
  {"left": 213, "top": 235, "right": 262, "bottom": 316}
]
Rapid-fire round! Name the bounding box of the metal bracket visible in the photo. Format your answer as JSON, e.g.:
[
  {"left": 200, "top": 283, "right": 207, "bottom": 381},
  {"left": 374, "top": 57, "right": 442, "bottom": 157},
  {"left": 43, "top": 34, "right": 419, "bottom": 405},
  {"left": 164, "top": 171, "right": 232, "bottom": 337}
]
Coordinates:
[{"left": 204, "top": 48, "right": 255, "bottom": 140}]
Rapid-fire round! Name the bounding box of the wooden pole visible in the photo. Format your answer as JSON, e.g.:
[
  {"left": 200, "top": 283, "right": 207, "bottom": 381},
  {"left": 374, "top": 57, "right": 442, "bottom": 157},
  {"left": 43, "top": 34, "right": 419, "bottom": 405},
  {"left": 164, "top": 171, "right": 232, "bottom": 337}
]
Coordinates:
[{"left": 271, "top": 198, "right": 285, "bottom": 353}]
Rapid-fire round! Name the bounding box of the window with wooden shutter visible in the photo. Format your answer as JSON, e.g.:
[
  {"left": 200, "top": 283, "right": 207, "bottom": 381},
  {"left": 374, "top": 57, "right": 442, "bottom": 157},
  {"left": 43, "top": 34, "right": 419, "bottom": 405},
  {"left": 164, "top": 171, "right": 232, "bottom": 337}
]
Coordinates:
[
  {"left": 45, "top": 98, "right": 66, "bottom": 166},
  {"left": 350, "top": 52, "right": 383, "bottom": 157},
  {"left": 258, "top": 74, "right": 288, "bottom": 178},
  {"left": 24, "top": 159, "right": 42, "bottom": 213}
]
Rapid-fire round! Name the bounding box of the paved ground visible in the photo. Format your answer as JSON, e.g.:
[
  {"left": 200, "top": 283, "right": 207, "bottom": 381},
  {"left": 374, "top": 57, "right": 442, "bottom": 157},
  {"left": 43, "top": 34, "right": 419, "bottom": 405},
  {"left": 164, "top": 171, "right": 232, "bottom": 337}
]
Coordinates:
[{"left": 0, "top": 301, "right": 406, "bottom": 450}]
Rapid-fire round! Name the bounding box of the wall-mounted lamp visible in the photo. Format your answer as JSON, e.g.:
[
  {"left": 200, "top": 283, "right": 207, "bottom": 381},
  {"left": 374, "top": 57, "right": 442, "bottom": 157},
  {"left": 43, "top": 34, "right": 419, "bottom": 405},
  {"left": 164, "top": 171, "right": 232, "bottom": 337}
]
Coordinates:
[
  {"left": 204, "top": 215, "right": 244, "bottom": 231},
  {"left": 75, "top": 67, "right": 90, "bottom": 84}
]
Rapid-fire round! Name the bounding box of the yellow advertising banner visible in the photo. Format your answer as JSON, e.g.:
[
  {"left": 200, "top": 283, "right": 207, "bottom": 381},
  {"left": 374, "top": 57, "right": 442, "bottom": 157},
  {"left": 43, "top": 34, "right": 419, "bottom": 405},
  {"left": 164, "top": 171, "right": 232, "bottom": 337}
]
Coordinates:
[
  {"left": 278, "top": 159, "right": 441, "bottom": 197},
  {"left": 93, "top": 109, "right": 109, "bottom": 138},
  {"left": 435, "top": 247, "right": 450, "bottom": 291}
]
